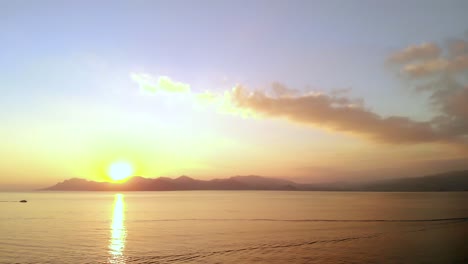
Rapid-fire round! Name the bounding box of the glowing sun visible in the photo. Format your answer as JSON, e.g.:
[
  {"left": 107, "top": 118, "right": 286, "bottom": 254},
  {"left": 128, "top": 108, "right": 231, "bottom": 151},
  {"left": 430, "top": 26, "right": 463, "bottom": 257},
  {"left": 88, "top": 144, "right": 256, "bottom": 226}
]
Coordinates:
[{"left": 108, "top": 162, "right": 134, "bottom": 181}]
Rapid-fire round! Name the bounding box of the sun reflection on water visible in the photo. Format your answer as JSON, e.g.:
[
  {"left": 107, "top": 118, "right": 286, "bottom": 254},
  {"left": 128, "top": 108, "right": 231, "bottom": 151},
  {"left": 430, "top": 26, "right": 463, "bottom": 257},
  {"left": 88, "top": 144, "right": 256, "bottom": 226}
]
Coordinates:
[{"left": 108, "top": 194, "right": 126, "bottom": 263}]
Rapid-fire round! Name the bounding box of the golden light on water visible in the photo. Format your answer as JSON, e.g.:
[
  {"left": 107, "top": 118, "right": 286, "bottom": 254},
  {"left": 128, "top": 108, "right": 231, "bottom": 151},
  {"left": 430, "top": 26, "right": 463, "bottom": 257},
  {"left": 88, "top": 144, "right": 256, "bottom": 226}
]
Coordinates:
[{"left": 108, "top": 194, "right": 127, "bottom": 264}]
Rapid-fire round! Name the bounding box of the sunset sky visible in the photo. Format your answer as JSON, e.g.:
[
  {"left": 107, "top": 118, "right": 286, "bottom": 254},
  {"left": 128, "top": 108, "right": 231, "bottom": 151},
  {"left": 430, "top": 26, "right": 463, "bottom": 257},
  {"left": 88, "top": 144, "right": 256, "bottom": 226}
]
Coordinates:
[{"left": 1, "top": 0, "right": 468, "bottom": 189}]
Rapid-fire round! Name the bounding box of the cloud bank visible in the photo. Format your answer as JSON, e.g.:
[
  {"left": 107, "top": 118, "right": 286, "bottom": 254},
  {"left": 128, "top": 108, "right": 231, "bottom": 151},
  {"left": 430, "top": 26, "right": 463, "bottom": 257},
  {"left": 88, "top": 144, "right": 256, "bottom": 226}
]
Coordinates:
[
  {"left": 130, "top": 36, "right": 468, "bottom": 149},
  {"left": 228, "top": 85, "right": 451, "bottom": 144}
]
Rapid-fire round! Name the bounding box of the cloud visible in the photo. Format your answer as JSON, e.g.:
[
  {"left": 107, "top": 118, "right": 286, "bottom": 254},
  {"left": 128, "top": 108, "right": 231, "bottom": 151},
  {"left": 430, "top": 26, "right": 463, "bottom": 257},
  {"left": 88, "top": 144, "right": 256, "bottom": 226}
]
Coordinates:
[
  {"left": 388, "top": 35, "right": 468, "bottom": 145},
  {"left": 131, "top": 34, "right": 468, "bottom": 149},
  {"left": 130, "top": 73, "right": 449, "bottom": 144},
  {"left": 448, "top": 54, "right": 468, "bottom": 71},
  {"left": 270, "top": 82, "right": 300, "bottom": 97},
  {"left": 448, "top": 39, "right": 468, "bottom": 57},
  {"left": 130, "top": 73, "right": 190, "bottom": 94},
  {"left": 402, "top": 59, "right": 448, "bottom": 78},
  {"left": 387, "top": 43, "right": 441, "bottom": 63},
  {"left": 228, "top": 85, "right": 458, "bottom": 144},
  {"left": 400, "top": 55, "right": 468, "bottom": 78}
]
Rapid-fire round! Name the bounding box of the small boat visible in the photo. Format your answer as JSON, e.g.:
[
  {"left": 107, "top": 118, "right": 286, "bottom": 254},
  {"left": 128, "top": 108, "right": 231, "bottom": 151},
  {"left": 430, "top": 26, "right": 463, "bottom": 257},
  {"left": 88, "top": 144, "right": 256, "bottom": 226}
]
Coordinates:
[{"left": 19, "top": 200, "right": 27, "bottom": 203}]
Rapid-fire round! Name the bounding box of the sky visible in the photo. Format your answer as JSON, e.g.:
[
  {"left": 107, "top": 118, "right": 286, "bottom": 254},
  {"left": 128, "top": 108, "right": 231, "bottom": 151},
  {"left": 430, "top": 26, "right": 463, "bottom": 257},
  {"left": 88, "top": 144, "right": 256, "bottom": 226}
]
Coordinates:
[{"left": 1, "top": 0, "right": 468, "bottom": 189}]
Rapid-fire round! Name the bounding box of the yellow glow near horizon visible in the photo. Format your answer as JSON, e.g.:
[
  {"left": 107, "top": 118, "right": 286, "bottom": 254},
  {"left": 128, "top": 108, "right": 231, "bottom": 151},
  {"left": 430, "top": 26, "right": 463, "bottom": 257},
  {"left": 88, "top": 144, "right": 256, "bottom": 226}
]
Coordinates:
[
  {"left": 108, "top": 162, "right": 134, "bottom": 181},
  {"left": 109, "top": 194, "right": 126, "bottom": 263}
]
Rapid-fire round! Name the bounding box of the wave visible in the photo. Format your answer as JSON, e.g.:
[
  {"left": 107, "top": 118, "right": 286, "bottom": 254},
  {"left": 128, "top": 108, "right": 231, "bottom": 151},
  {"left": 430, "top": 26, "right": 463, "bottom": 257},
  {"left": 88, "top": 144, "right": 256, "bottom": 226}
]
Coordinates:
[
  {"left": 124, "top": 233, "right": 382, "bottom": 263},
  {"left": 119, "top": 219, "right": 467, "bottom": 263}
]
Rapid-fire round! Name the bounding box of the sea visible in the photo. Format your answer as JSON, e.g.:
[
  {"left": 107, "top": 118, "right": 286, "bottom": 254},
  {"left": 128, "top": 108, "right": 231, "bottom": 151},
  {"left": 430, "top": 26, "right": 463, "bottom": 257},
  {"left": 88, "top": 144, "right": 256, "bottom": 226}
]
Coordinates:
[{"left": 1, "top": 191, "right": 467, "bottom": 263}]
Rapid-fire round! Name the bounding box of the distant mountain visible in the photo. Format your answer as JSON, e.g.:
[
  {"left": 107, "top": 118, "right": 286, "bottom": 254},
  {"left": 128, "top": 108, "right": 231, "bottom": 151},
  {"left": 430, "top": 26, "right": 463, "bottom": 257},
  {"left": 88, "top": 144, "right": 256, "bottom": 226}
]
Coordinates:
[
  {"left": 42, "top": 170, "right": 468, "bottom": 191},
  {"left": 230, "top": 175, "right": 298, "bottom": 189},
  {"left": 357, "top": 170, "right": 468, "bottom": 192},
  {"left": 43, "top": 175, "right": 302, "bottom": 191}
]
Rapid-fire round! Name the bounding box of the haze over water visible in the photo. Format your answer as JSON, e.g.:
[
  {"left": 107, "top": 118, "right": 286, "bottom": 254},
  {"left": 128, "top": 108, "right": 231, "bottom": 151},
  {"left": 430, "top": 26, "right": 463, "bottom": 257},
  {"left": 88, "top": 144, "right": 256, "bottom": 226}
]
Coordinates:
[{"left": 1, "top": 191, "right": 467, "bottom": 263}]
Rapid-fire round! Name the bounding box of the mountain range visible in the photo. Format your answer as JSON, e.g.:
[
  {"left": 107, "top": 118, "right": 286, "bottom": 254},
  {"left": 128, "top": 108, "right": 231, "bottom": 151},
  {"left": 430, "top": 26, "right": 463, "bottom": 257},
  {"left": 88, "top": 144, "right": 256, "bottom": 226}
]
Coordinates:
[{"left": 43, "top": 170, "right": 468, "bottom": 191}]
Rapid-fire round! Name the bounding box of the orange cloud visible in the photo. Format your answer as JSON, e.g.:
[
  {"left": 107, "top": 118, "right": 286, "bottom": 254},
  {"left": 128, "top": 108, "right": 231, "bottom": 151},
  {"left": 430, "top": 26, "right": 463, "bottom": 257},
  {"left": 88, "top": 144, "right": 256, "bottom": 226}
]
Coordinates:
[
  {"left": 229, "top": 85, "right": 460, "bottom": 145},
  {"left": 388, "top": 43, "right": 441, "bottom": 63},
  {"left": 448, "top": 54, "right": 468, "bottom": 71},
  {"left": 400, "top": 55, "right": 468, "bottom": 78},
  {"left": 402, "top": 59, "right": 448, "bottom": 78}
]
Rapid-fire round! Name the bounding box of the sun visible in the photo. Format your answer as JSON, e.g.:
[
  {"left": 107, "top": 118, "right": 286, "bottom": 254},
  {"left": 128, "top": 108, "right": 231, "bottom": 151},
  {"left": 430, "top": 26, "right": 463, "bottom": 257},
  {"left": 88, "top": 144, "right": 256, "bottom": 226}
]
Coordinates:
[{"left": 108, "top": 161, "right": 134, "bottom": 181}]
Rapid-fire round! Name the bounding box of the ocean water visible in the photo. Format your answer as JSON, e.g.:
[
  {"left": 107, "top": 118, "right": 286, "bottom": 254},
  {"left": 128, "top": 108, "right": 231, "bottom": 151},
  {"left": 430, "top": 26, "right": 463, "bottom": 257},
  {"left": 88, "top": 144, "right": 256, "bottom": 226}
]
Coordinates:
[{"left": 0, "top": 191, "right": 467, "bottom": 264}]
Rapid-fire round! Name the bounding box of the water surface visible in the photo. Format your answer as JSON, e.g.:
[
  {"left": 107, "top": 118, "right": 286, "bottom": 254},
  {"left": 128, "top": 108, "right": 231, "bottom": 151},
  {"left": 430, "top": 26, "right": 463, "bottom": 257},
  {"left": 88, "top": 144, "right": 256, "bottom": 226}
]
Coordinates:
[{"left": 1, "top": 191, "right": 467, "bottom": 263}]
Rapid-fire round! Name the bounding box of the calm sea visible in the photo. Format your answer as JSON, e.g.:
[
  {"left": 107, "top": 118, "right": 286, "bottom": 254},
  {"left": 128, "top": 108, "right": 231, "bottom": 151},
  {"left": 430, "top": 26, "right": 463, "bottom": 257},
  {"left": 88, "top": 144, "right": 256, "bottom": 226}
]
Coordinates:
[{"left": 1, "top": 191, "right": 467, "bottom": 263}]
